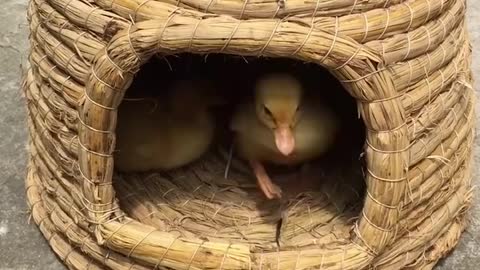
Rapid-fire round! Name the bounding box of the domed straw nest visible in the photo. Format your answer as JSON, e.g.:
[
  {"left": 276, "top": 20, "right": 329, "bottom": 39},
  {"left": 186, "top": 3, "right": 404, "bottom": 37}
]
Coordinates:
[{"left": 23, "top": 0, "right": 474, "bottom": 269}]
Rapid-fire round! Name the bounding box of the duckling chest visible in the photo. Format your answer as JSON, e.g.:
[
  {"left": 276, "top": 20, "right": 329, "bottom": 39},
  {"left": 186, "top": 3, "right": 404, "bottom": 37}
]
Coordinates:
[
  {"left": 273, "top": 131, "right": 332, "bottom": 165},
  {"left": 238, "top": 124, "right": 334, "bottom": 165}
]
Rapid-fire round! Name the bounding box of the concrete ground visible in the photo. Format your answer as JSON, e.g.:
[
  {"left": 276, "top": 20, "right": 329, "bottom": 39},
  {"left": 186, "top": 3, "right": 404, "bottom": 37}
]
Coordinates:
[{"left": 0, "top": 1, "right": 479, "bottom": 269}]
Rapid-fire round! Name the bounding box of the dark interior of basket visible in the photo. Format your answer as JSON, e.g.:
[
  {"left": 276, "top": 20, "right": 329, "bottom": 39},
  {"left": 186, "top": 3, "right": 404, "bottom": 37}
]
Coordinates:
[{"left": 113, "top": 54, "right": 367, "bottom": 249}]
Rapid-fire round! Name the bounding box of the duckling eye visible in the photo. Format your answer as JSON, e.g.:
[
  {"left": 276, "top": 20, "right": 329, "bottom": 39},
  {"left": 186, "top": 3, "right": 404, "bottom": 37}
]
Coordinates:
[{"left": 263, "top": 105, "right": 273, "bottom": 118}]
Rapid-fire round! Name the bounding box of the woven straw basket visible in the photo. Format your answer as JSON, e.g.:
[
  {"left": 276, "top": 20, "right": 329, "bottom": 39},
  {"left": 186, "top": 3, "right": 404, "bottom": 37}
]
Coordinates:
[{"left": 23, "top": 0, "right": 475, "bottom": 269}]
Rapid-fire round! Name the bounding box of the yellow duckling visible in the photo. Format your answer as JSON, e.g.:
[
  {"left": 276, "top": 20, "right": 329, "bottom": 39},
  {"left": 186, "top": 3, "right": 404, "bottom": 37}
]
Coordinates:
[
  {"left": 115, "top": 80, "right": 220, "bottom": 172},
  {"left": 230, "top": 73, "right": 338, "bottom": 199}
]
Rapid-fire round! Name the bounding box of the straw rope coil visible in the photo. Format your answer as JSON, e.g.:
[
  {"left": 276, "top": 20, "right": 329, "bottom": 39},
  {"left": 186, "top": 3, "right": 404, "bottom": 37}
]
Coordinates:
[{"left": 23, "top": 0, "right": 474, "bottom": 269}]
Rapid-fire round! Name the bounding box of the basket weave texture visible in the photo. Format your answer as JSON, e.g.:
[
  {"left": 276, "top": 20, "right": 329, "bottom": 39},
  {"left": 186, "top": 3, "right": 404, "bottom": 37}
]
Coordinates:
[{"left": 23, "top": 0, "right": 475, "bottom": 269}]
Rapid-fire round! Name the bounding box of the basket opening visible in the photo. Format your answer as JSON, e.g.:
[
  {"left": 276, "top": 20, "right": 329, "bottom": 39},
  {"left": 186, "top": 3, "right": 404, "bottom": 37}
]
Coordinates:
[{"left": 113, "top": 53, "right": 367, "bottom": 249}]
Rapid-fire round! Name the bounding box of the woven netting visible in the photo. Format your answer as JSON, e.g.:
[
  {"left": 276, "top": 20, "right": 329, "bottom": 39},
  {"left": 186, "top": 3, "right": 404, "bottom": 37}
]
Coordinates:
[{"left": 23, "top": 0, "right": 475, "bottom": 269}]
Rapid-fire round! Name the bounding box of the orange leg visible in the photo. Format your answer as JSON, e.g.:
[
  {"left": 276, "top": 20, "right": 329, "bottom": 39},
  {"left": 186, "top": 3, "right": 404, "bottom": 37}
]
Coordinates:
[{"left": 249, "top": 160, "right": 282, "bottom": 199}]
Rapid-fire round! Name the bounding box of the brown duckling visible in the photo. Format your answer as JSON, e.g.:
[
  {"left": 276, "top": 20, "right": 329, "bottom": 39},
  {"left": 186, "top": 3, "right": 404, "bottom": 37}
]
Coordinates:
[
  {"left": 230, "top": 73, "right": 338, "bottom": 199},
  {"left": 114, "top": 80, "right": 221, "bottom": 172}
]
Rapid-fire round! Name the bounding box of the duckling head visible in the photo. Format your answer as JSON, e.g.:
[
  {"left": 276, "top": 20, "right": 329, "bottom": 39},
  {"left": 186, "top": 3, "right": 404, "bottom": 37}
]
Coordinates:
[{"left": 254, "top": 73, "right": 302, "bottom": 156}]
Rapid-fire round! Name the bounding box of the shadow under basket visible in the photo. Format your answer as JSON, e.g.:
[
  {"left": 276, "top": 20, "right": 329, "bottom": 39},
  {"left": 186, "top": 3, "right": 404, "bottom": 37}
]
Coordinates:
[{"left": 24, "top": 0, "right": 475, "bottom": 269}]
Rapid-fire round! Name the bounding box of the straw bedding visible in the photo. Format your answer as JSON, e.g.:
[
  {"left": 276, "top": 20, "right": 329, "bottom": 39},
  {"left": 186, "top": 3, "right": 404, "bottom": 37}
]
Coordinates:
[{"left": 23, "top": 0, "right": 475, "bottom": 269}]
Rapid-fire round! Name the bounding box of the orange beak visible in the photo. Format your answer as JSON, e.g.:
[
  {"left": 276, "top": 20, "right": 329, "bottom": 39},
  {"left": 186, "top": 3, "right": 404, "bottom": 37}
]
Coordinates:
[{"left": 274, "top": 125, "right": 295, "bottom": 156}]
